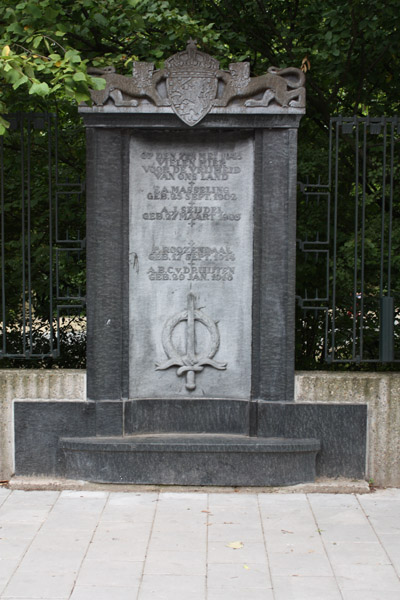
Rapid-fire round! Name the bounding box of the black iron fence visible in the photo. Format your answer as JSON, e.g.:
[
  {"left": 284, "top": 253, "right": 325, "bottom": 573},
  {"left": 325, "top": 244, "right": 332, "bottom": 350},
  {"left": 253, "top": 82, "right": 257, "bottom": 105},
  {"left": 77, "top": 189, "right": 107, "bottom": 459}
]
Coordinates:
[
  {"left": 0, "top": 113, "right": 399, "bottom": 367},
  {"left": 297, "top": 116, "right": 400, "bottom": 366},
  {"left": 0, "top": 113, "right": 85, "bottom": 364}
]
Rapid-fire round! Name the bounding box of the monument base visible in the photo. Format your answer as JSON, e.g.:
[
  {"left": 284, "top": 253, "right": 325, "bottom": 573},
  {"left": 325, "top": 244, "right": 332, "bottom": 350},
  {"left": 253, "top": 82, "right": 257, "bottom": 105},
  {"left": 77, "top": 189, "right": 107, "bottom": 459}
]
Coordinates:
[
  {"left": 59, "top": 434, "right": 320, "bottom": 486},
  {"left": 13, "top": 399, "right": 367, "bottom": 484}
]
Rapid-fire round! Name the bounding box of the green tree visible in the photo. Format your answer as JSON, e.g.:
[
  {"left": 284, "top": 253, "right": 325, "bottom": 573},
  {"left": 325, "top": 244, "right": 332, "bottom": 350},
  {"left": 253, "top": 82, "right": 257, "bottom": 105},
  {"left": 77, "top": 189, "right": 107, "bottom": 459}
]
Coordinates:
[{"left": 0, "top": 0, "right": 399, "bottom": 367}]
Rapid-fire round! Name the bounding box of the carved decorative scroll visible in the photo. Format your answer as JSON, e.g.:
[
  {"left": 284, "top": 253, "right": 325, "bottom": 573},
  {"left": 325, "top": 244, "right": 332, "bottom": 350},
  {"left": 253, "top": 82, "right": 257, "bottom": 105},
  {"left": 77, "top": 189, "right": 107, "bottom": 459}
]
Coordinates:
[
  {"left": 88, "top": 39, "right": 306, "bottom": 126},
  {"left": 156, "top": 293, "right": 227, "bottom": 391}
]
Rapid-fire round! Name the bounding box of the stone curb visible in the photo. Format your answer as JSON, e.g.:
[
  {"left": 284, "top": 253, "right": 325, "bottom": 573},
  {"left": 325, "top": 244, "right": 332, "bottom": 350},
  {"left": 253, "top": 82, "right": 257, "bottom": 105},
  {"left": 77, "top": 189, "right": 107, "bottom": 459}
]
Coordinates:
[{"left": 4, "top": 475, "right": 371, "bottom": 494}]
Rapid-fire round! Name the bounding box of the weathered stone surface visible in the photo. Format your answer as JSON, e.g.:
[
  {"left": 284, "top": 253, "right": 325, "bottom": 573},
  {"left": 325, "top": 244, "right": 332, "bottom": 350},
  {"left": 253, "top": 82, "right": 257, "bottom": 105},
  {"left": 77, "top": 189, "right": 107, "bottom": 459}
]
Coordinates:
[
  {"left": 0, "top": 369, "right": 86, "bottom": 481},
  {"left": 59, "top": 434, "right": 320, "bottom": 486},
  {"left": 124, "top": 399, "right": 249, "bottom": 434},
  {"left": 258, "top": 402, "right": 367, "bottom": 479},
  {"left": 296, "top": 372, "right": 400, "bottom": 487},
  {"left": 6, "top": 371, "right": 400, "bottom": 485},
  {"left": 14, "top": 400, "right": 94, "bottom": 476},
  {"left": 129, "top": 131, "right": 253, "bottom": 399},
  {"left": 87, "top": 39, "right": 306, "bottom": 126}
]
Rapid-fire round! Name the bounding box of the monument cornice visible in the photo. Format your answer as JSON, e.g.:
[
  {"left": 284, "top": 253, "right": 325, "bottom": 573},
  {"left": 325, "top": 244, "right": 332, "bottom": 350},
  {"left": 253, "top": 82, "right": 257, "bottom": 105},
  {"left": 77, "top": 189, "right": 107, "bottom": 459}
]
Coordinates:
[
  {"left": 84, "top": 39, "right": 306, "bottom": 126},
  {"left": 79, "top": 109, "right": 304, "bottom": 130}
]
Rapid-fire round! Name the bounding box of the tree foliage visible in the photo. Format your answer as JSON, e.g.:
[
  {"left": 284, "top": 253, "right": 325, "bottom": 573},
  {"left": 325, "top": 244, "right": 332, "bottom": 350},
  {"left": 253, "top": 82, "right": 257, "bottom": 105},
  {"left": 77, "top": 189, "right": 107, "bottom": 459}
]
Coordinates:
[{"left": 0, "top": 0, "right": 399, "bottom": 367}]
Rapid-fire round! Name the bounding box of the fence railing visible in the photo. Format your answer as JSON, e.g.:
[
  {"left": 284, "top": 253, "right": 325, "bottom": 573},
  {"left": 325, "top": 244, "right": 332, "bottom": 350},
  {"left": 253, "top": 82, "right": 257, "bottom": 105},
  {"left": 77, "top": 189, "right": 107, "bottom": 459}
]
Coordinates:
[
  {"left": 0, "top": 113, "right": 85, "bottom": 363},
  {"left": 297, "top": 116, "right": 400, "bottom": 364}
]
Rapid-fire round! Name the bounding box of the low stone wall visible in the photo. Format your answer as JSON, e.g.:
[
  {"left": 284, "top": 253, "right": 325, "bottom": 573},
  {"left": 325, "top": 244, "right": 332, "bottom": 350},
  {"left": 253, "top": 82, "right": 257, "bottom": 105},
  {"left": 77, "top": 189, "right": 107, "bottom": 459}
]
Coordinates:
[
  {"left": 1, "top": 370, "right": 399, "bottom": 486},
  {"left": 296, "top": 372, "right": 400, "bottom": 488},
  {"left": 0, "top": 370, "right": 85, "bottom": 481}
]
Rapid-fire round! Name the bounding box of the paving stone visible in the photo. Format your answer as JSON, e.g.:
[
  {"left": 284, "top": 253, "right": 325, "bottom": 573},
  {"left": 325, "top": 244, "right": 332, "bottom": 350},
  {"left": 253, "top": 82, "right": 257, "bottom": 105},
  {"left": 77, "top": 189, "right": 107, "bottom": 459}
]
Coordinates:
[
  {"left": 207, "top": 523, "right": 264, "bottom": 543},
  {"left": 86, "top": 536, "right": 148, "bottom": 562},
  {"left": 208, "top": 493, "right": 259, "bottom": 508},
  {"left": 3, "top": 568, "right": 76, "bottom": 598},
  {"left": 341, "top": 591, "right": 400, "bottom": 600},
  {"left": 70, "top": 585, "right": 139, "bottom": 600},
  {"left": 273, "top": 575, "right": 342, "bottom": 600},
  {"left": 76, "top": 560, "right": 143, "bottom": 588},
  {"left": 325, "top": 540, "right": 391, "bottom": 566},
  {"left": 60, "top": 491, "right": 108, "bottom": 499},
  {"left": 207, "top": 589, "right": 273, "bottom": 600},
  {"left": 268, "top": 551, "right": 333, "bottom": 577},
  {"left": 0, "top": 560, "right": 19, "bottom": 595},
  {"left": 0, "top": 537, "right": 35, "bottom": 562},
  {"left": 138, "top": 574, "right": 205, "bottom": 600},
  {"left": 144, "top": 550, "right": 206, "bottom": 575},
  {"left": 147, "top": 532, "right": 206, "bottom": 552},
  {"left": 335, "top": 563, "right": 400, "bottom": 591},
  {"left": 377, "top": 534, "right": 400, "bottom": 575},
  {"left": 0, "top": 491, "right": 58, "bottom": 525},
  {"left": 207, "top": 541, "right": 267, "bottom": 564},
  {"left": 0, "top": 490, "right": 10, "bottom": 506},
  {"left": 207, "top": 562, "right": 271, "bottom": 589}
]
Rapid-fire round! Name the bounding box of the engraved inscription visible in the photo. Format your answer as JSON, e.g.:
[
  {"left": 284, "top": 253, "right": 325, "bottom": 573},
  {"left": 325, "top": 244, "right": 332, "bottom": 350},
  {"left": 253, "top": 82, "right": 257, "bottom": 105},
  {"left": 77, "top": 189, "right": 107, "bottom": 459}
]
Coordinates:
[
  {"left": 129, "top": 132, "right": 253, "bottom": 399},
  {"left": 147, "top": 186, "right": 237, "bottom": 202},
  {"left": 147, "top": 265, "right": 235, "bottom": 281},
  {"left": 148, "top": 245, "right": 235, "bottom": 261},
  {"left": 142, "top": 206, "right": 241, "bottom": 222},
  {"left": 140, "top": 150, "right": 242, "bottom": 182}
]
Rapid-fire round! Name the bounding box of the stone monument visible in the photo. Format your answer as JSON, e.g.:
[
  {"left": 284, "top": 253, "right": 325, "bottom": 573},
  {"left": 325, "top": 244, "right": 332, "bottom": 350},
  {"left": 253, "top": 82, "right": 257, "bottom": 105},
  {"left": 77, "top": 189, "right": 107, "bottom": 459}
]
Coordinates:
[{"left": 13, "top": 41, "right": 368, "bottom": 485}]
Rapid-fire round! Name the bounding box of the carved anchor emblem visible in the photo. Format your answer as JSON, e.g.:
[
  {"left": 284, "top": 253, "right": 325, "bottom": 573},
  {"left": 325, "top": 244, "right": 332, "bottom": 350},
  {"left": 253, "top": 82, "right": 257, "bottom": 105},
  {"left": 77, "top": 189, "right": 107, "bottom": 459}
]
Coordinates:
[{"left": 155, "top": 293, "right": 227, "bottom": 391}]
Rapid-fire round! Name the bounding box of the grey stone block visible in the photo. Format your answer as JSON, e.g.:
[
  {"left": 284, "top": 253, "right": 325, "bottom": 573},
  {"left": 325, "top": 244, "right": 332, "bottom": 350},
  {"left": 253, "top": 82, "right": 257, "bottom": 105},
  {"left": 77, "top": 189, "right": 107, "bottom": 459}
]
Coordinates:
[
  {"left": 59, "top": 434, "right": 320, "bottom": 486},
  {"left": 257, "top": 402, "right": 367, "bottom": 478},
  {"left": 14, "top": 401, "right": 95, "bottom": 476},
  {"left": 124, "top": 399, "right": 249, "bottom": 434}
]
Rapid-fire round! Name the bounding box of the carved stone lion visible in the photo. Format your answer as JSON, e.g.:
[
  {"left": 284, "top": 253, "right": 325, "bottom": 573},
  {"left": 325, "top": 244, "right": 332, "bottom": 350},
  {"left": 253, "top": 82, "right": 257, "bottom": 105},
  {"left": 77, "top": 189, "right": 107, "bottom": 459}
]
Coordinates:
[
  {"left": 214, "top": 64, "right": 306, "bottom": 108},
  {"left": 87, "top": 64, "right": 169, "bottom": 107}
]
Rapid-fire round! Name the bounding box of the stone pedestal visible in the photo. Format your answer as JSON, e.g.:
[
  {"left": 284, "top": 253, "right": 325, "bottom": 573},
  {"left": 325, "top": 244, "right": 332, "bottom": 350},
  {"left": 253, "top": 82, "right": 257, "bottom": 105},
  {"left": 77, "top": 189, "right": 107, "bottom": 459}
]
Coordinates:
[{"left": 71, "top": 43, "right": 317, "bottom": 484}]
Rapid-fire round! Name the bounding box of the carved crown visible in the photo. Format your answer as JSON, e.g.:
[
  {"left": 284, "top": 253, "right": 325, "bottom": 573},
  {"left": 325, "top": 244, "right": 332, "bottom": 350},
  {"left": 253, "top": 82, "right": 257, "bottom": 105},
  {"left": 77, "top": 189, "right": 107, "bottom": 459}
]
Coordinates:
[{"left": 164, "top": 38, "right": 219, "bottom": 76}]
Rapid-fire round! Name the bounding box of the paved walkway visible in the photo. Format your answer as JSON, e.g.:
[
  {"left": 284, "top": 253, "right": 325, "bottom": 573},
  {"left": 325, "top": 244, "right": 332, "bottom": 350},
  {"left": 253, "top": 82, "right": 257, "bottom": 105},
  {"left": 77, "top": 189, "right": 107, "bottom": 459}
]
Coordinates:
[{"left": 0, "top": 487, "right": 400, "bottom": 599}]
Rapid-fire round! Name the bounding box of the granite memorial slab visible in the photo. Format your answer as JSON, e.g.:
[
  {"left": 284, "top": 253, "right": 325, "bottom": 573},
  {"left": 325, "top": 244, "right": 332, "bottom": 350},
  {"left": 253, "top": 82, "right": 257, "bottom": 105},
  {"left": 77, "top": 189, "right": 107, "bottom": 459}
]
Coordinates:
[{"left": 129, "top": 131, "right": 253, "bottom": 399}]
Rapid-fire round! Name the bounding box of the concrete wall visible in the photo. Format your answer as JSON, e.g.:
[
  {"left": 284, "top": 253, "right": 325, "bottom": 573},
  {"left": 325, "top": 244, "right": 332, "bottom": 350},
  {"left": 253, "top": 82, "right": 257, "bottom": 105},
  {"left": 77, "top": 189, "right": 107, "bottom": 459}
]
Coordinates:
[
  {"left": 1, "top": 370, "right": 399, "bottom": 486},
  {"left": 296, "top": 372, "right": 400, "bottom": 487},
  {"left": 0, "top": 370, "right": 86, "bottom": 481}
]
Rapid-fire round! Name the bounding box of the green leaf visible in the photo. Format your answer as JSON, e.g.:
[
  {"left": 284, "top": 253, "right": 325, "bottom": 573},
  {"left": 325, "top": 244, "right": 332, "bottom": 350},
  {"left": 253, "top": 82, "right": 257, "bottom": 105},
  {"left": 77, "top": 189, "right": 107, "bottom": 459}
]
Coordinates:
[
  {"left": 29, "top": 81, "right": 50, "bottom": 96},
  {"left": 74, "top": 91, "right": 91, "bottom": 102},
  {"left": 93, "top": 13, "right": 108, "bottom": 27},
  {"left": 65, "top": 49, "right": 81, "bottom": 63},
  {"left": 6, "top": 22, "right": 24, "bottom": 34},
  {"left": 89, "top": 76, "right": 106, "bottom": 90},
  {"left": 26, "top": 3, "right": 42, "bottom": 18},
  {"left": 72, "top": 71, "right": 86, "bottom": 81},
  {"left": 12, "top": 74, "right": 29, "bottom": 89},
  {"left": 32, "top": 35, "right": 43, "bottom": 49}
]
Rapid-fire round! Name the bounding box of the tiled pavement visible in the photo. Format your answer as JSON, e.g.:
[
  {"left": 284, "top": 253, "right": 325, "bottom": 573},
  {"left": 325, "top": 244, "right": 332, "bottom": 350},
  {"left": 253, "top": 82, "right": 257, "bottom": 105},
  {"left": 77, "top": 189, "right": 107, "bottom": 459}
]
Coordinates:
[{"left": 0, "top": 486, "right": 399, "bottom": 599}]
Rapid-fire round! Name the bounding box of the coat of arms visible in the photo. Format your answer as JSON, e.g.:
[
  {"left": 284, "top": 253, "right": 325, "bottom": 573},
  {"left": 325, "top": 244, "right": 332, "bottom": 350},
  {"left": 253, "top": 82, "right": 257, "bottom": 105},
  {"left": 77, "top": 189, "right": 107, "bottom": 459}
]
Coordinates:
[{"left": 164, "top": 38, "right": 219, "bottom": 126}]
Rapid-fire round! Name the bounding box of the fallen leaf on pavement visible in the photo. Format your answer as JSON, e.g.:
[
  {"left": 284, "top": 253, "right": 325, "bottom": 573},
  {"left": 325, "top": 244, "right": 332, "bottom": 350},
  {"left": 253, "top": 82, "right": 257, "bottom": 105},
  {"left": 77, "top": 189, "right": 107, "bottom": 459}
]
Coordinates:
[{"left": 226, "top": 541, "right": 244, "bottom": 549}]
